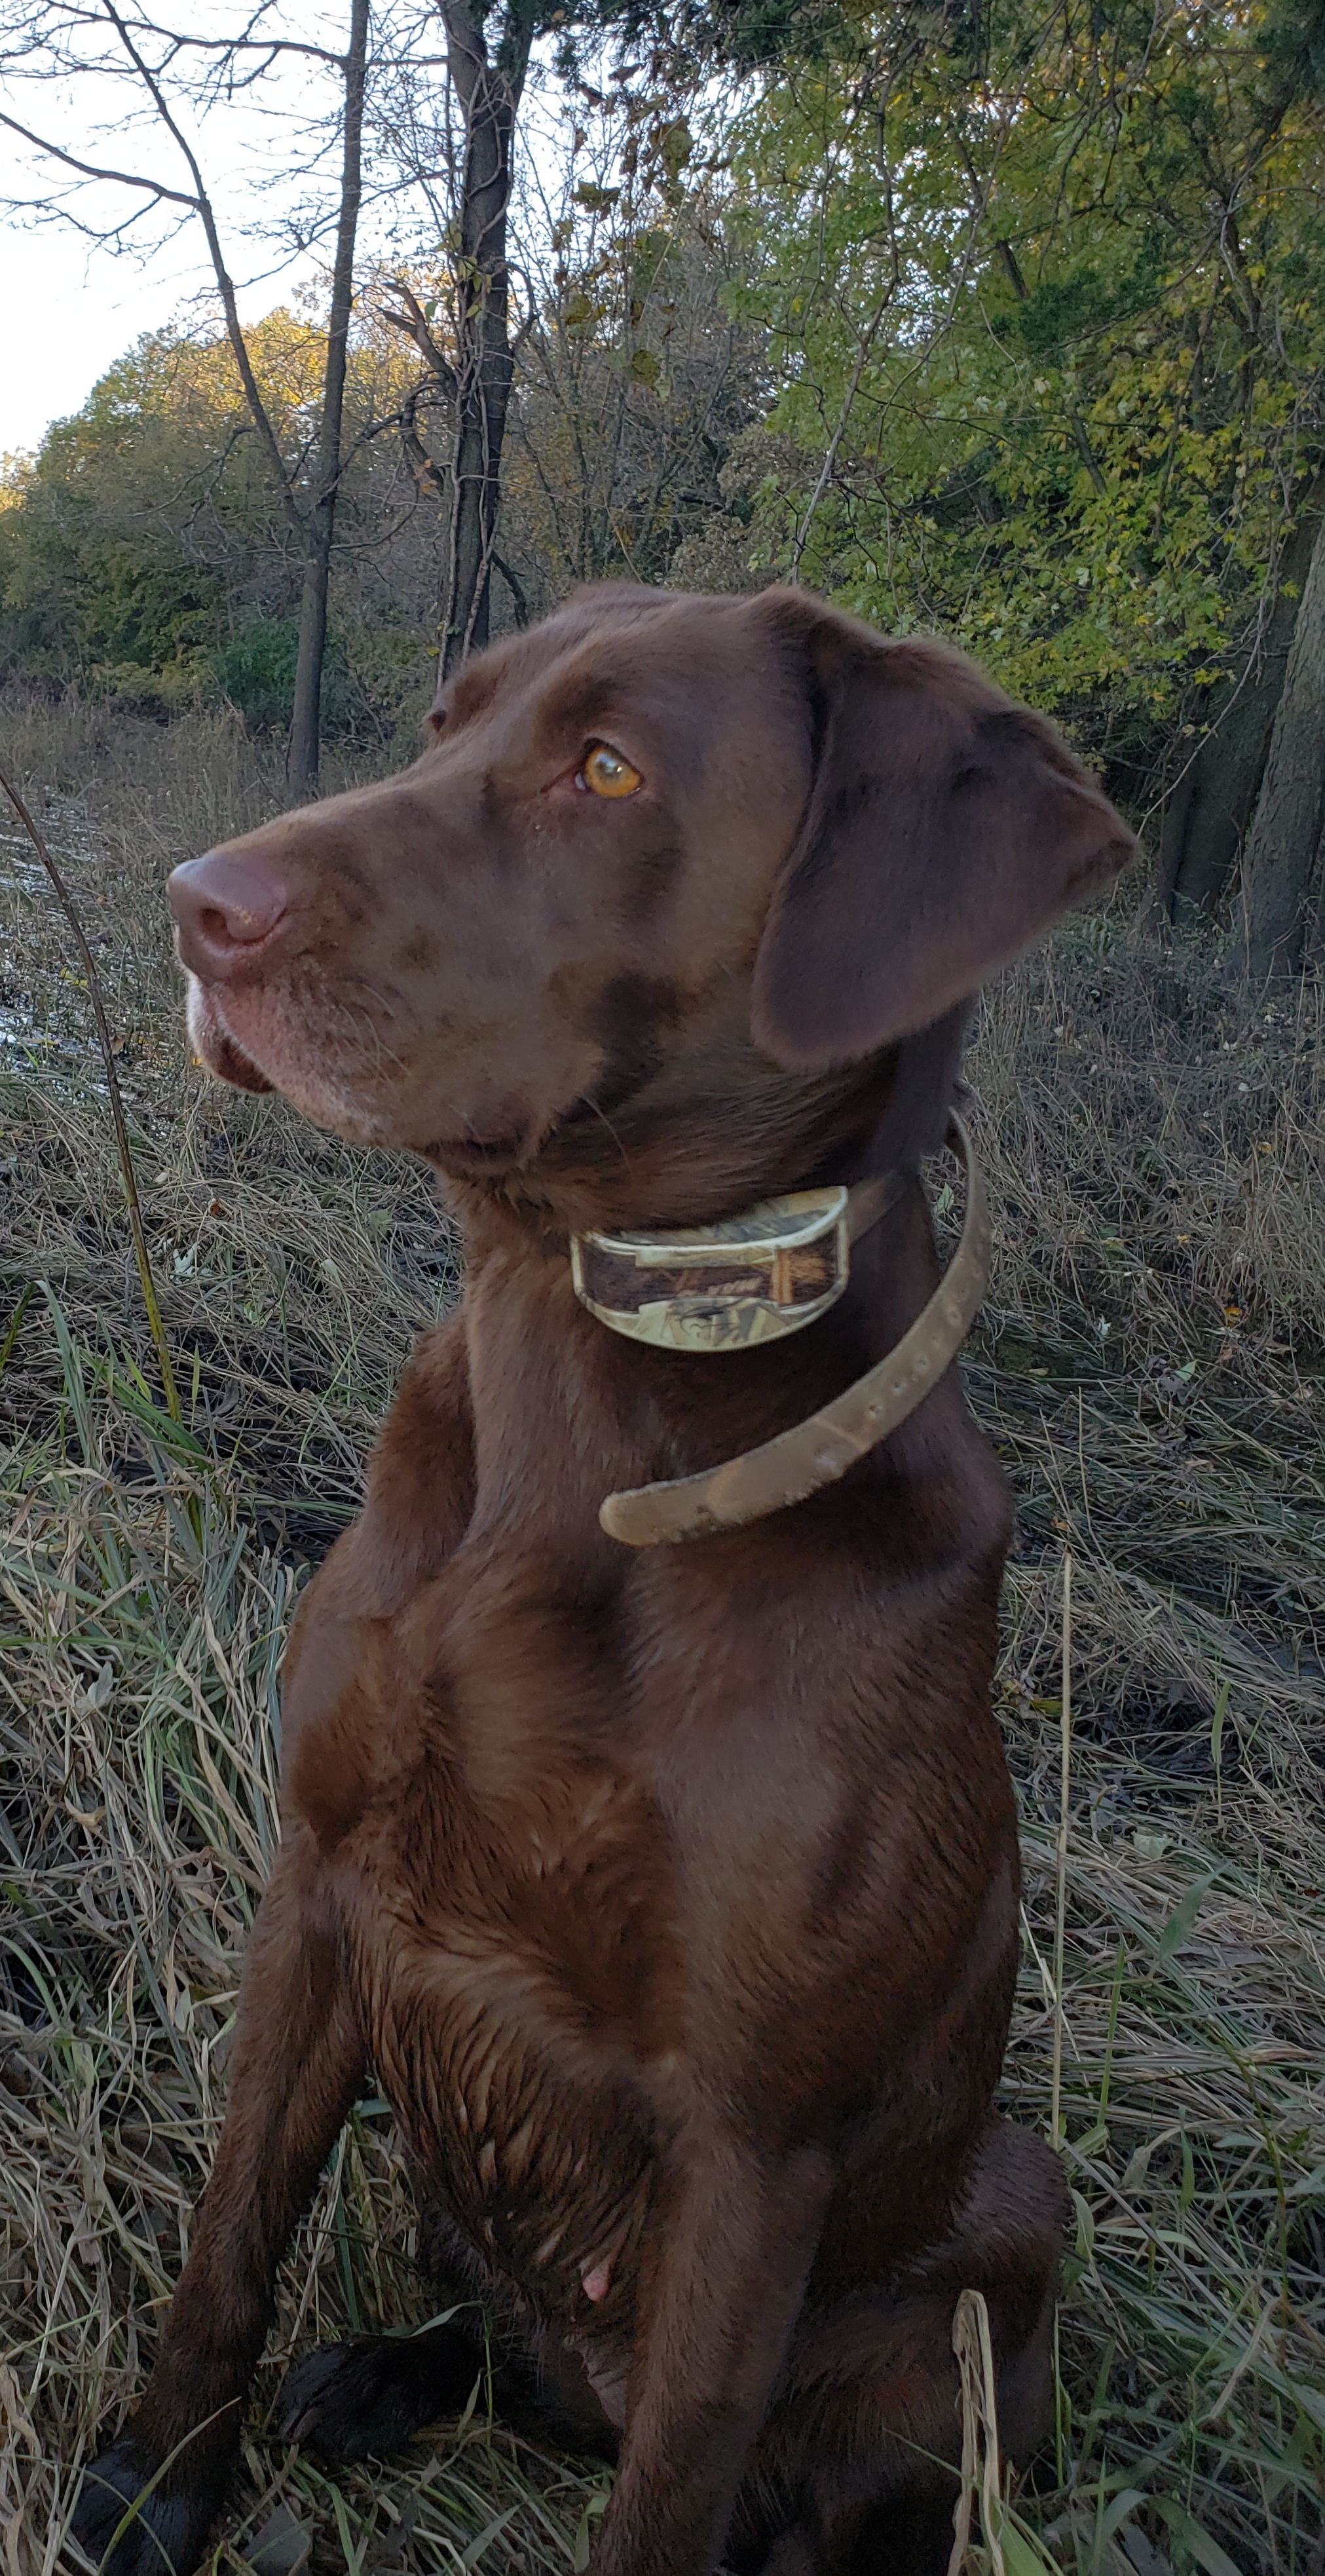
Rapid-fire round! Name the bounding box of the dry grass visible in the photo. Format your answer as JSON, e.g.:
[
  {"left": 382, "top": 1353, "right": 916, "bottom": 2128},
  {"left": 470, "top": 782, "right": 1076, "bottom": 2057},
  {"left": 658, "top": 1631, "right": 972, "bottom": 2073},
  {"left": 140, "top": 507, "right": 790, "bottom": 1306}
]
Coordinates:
[{"left": 1, "top": 689, "right": 1322, "bottom": 2576}]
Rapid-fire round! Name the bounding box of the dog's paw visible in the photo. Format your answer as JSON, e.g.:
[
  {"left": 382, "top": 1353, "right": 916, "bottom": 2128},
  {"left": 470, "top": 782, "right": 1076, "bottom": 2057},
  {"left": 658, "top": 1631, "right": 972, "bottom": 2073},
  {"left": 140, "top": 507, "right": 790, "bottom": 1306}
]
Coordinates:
[
  {"left": 280, "top": 2328, "right": 479, "bottom": 2466},
  {"left": 68, "top": 2440, "right": 214, "bottom": 2576}
]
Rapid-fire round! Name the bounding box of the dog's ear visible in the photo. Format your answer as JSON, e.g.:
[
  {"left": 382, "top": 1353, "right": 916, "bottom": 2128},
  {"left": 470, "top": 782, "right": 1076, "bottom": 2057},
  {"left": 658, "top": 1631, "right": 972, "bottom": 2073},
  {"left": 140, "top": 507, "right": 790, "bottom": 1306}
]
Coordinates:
[{"left": 751, "top": 595, "right": 1136, "bottom": 1070}]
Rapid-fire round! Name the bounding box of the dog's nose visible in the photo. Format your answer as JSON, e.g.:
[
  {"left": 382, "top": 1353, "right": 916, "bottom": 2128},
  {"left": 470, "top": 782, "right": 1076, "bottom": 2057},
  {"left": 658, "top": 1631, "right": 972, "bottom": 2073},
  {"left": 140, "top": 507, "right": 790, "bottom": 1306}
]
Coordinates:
[{"left": 168, "top": 850, "right": 290, "bottom": 976}]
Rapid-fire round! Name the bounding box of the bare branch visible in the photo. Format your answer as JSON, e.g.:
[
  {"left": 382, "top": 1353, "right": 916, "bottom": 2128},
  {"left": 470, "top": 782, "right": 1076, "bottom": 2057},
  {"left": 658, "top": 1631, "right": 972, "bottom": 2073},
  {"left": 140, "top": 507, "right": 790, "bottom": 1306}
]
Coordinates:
[
  {"left": 0, "top": 105, "right": 198, "bottom": 207},
  {"left": 98, "top": 12, "right": 351, "bottom": 69},
  {"left": 79, "top": 0, "right": 306, "bottom": 531},
  {"left": 381, "top": 283, "right": 459, "bottom": 398},
  {"left": 400, "top": 383, "right": 448, "bottom": 497}
]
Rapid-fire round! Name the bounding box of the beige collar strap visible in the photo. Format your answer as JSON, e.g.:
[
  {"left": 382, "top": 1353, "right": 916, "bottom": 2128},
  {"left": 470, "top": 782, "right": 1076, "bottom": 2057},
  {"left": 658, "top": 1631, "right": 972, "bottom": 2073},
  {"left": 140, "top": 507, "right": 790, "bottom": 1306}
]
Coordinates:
[{"left": 597, "top": 1113, "right": 989, "bottom": 1548}]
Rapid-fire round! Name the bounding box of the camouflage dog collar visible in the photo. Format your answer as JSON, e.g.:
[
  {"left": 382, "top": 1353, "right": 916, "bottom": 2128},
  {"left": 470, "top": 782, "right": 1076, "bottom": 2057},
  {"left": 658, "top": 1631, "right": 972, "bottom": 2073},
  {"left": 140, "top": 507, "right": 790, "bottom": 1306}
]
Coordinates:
[
  {"left": 570, "top": 1173, "right": 901, "bottom": 1354},
  {"left": 587, "top": 1114, "right": 990, "bottom": 1549}
]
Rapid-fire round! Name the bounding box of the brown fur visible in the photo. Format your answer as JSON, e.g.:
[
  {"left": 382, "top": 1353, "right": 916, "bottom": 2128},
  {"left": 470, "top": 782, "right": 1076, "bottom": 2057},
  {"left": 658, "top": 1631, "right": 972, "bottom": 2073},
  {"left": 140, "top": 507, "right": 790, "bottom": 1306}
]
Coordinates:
[{"left": 71, "top": 586, "right": 1134, "bottom": 2576}]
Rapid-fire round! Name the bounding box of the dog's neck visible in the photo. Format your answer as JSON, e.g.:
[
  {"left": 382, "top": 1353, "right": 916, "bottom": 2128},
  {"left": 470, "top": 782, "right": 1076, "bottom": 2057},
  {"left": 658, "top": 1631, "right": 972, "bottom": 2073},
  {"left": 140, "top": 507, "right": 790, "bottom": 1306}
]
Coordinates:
[
  {"left": 430, "top": 1007, "right": 977, "bottom": 1556},
  {"left": 437, "top": 1006, "right": 970, "bottom": 1256}
]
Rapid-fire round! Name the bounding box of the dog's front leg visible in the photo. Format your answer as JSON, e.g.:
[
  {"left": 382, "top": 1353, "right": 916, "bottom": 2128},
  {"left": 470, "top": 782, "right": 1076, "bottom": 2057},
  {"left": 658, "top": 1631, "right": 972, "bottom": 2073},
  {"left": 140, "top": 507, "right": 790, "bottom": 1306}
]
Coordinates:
[
  {"left": 71, "top": 1828, "right": 364, "bottom": 2576},
  {"left": 593, "top": 2131, "right": 834, "bottom": 2576}
]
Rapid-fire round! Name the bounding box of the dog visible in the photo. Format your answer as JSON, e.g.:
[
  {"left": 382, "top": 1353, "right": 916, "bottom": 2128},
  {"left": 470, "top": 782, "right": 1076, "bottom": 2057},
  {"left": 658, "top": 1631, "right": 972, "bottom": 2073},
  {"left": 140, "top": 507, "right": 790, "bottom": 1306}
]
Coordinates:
[{"left": 72, "top": 584, "right": 1134, "bottom": 2576}]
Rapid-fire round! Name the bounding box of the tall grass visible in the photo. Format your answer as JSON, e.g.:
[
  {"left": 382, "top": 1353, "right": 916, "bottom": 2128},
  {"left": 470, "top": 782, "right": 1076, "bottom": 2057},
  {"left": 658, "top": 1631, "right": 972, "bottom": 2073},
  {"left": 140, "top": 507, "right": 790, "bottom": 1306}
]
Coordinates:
[{"left": 1, "top": 689, "right": 1321, "bottom": 2575}]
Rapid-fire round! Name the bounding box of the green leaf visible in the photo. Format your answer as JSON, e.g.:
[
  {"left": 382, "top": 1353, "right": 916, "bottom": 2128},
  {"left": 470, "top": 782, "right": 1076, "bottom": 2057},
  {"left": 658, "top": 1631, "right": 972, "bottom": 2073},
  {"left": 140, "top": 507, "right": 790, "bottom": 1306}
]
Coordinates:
[
  {"left": 1149, "top": 2498, "right": 1243, "bottom": 2576},
  {"left": 1096, "top": 2488, "right": 1151, "bottom": 2549},
  {"left": 572, "top": 2491, "right": 609, "bottom": 2573},
  {"left": 1210, "top": 1678, "right": 1229, "bottom": 1780},
  {"left": 1152, "top": 1869, "right": 1218, "bottom": 1963},
  {"left": 988, "top": 2504, "right": 1064, "bottom": 2575},
  {"left": 461, "top": 2505, "right": 519, "bottom": 2569},
  {"left": 657, "top": 116, "right": 692, "bottom": 176},
  {"left": 40, "top": 1282, "right": 96, "bottom": 1465},
  {"left": 629, "top": 347, "right": 661, "bottom": 387},
  {"left": 0, "top": 1285, "right": 32, "bottom": 1379},
  {"left": 91, "top": 1352, "right": 208, "bottom": 1466}
]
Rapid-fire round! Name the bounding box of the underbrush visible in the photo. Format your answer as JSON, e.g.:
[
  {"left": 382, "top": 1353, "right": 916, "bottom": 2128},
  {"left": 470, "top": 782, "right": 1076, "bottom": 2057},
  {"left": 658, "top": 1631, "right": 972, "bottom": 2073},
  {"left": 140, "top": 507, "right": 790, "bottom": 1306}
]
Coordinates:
[{"left": 1, "top": 693, "right": 1322, "bottom": 2574}]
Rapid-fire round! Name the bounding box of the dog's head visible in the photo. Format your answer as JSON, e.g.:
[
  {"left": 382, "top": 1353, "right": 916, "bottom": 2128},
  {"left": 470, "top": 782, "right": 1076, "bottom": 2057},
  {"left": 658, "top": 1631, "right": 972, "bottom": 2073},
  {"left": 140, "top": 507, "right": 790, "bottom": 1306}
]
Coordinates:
[{"left": 171, "top": 586, "right": 1134, "bottom": 1219}]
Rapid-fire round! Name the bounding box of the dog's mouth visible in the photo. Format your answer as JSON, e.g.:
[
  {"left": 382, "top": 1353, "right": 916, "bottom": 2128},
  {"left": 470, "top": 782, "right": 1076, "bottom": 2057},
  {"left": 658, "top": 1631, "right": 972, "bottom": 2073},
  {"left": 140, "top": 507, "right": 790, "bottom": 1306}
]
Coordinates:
[
  {"left": 187, "top": 979, "right": 275, "bottom": 1095},
  {"left": 186, "top": 968, "right": 550, "bottom": 1169},
  {"left": 187, "top": 968, "right": 642, "bottom": 1181}
]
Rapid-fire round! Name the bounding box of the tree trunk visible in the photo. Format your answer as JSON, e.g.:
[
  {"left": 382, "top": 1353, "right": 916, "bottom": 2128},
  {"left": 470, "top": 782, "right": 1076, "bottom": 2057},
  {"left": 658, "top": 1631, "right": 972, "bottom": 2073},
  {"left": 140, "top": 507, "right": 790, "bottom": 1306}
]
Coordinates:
[
  {"left": 1161, "top": 476, "right": 1325, "bottom": 924},
  {"left": 438, "top": 0, "right": 536, "bottom": 677},
  {"left": 288, "top": 0, "right": 370, "bottom": 797},
  {"left": 1242, "top": 504, "right": 1325, "bottom": 975}
]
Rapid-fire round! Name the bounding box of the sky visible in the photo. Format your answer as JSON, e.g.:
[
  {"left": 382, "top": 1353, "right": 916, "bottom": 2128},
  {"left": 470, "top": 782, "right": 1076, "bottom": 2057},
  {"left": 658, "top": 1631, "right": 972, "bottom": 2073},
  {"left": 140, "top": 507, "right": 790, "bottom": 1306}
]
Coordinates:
[
  {"left": 0, "top": 7, "right": 582, "bottom": 466},
  {"left": 0, "top": 0, "right": 358, "bottom": 461},
  {"left": 0, "top": 7, "right": 594, "bottom": 464},
  {"left": 0, "top": 224, "right": 316, "bottom": 459}
]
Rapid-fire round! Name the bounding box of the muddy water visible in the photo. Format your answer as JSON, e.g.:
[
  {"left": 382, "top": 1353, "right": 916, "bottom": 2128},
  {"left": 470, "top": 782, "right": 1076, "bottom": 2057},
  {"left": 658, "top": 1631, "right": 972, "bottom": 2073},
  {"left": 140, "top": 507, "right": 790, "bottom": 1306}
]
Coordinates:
[{"left": 0, "top": 799, "right": 114, "bottom": 1070}]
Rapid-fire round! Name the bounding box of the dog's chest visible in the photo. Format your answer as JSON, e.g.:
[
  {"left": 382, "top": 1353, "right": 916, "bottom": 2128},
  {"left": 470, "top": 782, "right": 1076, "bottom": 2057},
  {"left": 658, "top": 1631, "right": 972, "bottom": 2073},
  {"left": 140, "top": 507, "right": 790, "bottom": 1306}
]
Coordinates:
[{"left": 350, "top": 1751, "right": 678, "bottom": 2322}]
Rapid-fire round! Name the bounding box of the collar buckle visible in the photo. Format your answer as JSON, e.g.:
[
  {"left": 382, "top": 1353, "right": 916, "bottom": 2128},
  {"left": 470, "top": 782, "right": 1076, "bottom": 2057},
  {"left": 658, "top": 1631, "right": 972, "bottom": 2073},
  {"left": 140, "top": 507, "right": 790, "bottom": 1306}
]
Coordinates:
[{"left": 570, "top": 1186, "right": 851, "bottom": 1352}]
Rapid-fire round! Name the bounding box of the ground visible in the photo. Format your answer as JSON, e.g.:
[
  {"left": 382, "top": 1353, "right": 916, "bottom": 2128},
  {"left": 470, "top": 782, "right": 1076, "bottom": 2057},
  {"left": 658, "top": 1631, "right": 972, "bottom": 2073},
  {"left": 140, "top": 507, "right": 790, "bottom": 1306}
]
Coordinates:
[{"left": 1, "top": 691, "right": 1322, "bottom": 2575}]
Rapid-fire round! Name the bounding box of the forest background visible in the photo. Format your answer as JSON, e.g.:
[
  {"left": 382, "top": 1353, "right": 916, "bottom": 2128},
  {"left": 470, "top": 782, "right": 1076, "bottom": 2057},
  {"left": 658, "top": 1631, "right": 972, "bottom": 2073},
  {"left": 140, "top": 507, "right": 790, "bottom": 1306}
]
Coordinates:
[
  {"left": 4, "top": 0, "right": 1325, "bottom": 953},
  {"left": 3, "top": 6, "right": 1325, "bottom": 2576}
]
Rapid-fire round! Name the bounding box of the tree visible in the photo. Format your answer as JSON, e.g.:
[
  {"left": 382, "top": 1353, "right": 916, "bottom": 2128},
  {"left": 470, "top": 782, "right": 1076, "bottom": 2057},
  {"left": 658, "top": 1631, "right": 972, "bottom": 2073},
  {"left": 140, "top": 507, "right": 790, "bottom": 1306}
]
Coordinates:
[
  {"left": 377, "top": 3, "right": 733, "bottom": 671},
  {"left": 1158, "top": 477, "right": 1325, "bottom": 928},
  {"left": 381, "top": 0, "right": 578, "bottom": 673},
  {"left": 493, "top": 71, "right": 766, "bottom": 603},
  {"left": 0, "top": 0, "right": 377, "bottom": 789},
  {"left": 289, "top": 0, "right": 369, "bottom": 789},
  {"left": 1241, "top": 506, "right": 1325, "bottom": 972},
  {"left": 0, "top": 100, "right": 765, "bottom": 714},
  {"left": 0, "top": 307, "right": 438, "bottom": 736},
  {"left": 689, "top": 0, "right": 1325, "bottom": 919},
  {"left": 2, "top": 0, "right": 741, "bottom": 708}
]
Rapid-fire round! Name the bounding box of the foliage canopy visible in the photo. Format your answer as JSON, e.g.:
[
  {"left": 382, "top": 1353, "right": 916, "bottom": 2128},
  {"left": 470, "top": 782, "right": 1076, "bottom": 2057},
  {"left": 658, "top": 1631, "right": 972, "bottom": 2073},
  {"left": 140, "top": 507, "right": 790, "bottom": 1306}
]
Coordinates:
[
  {"left": 709, "top": 0, "right": 1325, "bottom": 799},
  {"left": 3, "top": 0, "right": 1325, "bottom": 836}
]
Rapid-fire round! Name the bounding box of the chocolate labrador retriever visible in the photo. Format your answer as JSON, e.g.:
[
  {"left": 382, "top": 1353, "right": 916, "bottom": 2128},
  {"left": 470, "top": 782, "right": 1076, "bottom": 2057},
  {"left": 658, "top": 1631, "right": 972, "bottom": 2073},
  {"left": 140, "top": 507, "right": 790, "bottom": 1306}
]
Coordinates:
[{"left": 73, "top": 584, "right": 1133, "bottom": 2576}]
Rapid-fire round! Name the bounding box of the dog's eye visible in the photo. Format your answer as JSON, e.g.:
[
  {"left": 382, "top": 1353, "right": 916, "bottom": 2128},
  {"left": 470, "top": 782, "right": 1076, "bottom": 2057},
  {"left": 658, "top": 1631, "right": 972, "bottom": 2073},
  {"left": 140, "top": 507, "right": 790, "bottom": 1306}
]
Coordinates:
[{"left": 580, "top": 742, "right": 643, "bottom": 799}]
